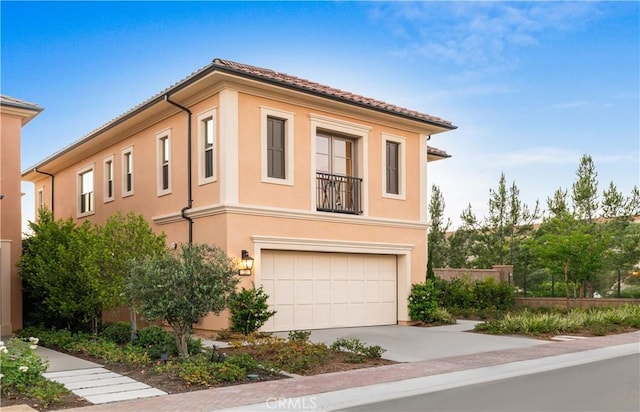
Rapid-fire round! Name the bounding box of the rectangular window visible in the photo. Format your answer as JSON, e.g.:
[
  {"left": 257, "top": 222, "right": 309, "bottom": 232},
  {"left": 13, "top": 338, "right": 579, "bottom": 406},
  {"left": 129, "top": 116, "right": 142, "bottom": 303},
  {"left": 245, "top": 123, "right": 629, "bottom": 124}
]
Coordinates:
[
  {"left": 261, "top": 107, "right": 294, "bottom": 185},
  {"left": 103, "top": 156, "right": 114, "bottom": 202},
  {"left": 204, "top": 118, "right": 214, "bottom": 178},
  {"left": 156, "top": 131, "right": 171, "bottom": 195},
  {"left": 37, "top": 188, "right": 44, "bottom": 210},
  {"left": 267, "top": 116, "right": 285, "bottom": 179},
  {"left": 197, "top": 109, "right": 216, "bottom": 185},
  {"left": 77, "top": 166, "right": 95, "bottom": 216},
  {"left": 386, "top": 141, "right": 399, "bottom": 195},
  {"left": 382, "top": 134, "right": 405, "bottom": 199},
  {"left": 121, "top": 146, "right": 134, "bottom": 197}
]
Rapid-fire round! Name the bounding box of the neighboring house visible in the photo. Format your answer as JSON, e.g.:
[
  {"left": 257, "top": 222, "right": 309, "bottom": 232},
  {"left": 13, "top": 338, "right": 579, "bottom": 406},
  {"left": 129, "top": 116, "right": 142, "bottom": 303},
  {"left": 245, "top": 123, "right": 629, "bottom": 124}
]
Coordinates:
[
  {"left": 22, "top": 59, "right": 456, "bottom": 332},
  {"left": 1, "top": 95, "right": 43, "bottom": 335}
]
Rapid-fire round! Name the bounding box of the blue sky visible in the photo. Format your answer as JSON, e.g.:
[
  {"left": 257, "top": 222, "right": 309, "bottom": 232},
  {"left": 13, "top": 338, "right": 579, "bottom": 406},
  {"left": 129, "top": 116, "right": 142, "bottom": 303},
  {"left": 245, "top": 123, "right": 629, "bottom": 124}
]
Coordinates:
[{"left": 2, "top": 1, "right": 638, "bottom": 232}]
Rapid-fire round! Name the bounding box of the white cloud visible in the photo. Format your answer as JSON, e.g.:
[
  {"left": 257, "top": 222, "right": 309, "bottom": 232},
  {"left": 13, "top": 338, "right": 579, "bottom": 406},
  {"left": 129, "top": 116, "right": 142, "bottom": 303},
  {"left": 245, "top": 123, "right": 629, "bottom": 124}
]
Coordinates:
[
  {"left": 549, "top": 101, "right": 591, "bottom": 109},
  {"left": 370, "top": 2, "right": 602, "bottom": 73}
]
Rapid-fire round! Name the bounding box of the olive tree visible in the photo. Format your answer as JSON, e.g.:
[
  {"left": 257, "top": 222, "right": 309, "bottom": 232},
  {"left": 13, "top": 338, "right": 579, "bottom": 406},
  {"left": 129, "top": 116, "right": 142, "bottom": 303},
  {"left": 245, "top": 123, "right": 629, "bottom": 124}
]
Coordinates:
[{"left": 125, "top": 243, "right": 239, "bottom": 358}]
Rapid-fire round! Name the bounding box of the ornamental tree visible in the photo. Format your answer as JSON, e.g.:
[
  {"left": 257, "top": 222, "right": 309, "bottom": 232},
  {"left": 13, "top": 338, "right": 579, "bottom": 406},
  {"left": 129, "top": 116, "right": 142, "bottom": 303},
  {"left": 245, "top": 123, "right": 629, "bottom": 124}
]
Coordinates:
[
  {"left": 19, "top": 209, "right": 105, "bottom": 331},
  {"left": 125, "top": 243, "right": 239, "bottom": 358},
  {"left": 98, "top": 212, "right": 166, "bottom": 341}
]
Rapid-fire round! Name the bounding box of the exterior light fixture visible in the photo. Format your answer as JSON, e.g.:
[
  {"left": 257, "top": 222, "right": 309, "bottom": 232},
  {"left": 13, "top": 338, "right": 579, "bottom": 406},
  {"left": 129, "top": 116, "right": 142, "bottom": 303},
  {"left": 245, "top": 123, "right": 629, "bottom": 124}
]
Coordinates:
[{"left": 239, "top": 250, "right": 254, "bottom": 276}]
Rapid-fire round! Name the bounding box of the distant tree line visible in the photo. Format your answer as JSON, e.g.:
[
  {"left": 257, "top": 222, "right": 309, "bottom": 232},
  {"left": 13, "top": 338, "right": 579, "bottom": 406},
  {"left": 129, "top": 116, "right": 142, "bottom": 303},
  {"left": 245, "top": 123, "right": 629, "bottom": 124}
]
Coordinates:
[{"left": 428, "top": 154, "right": 640, "bottom": 299}]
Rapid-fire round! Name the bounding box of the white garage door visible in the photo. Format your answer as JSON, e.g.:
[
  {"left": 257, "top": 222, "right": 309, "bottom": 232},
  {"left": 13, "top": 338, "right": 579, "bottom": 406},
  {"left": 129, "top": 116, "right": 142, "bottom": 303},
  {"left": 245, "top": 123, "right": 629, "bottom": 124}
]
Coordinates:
[{"left": 259, "top": 250, "right": 397, "bottom": 332}]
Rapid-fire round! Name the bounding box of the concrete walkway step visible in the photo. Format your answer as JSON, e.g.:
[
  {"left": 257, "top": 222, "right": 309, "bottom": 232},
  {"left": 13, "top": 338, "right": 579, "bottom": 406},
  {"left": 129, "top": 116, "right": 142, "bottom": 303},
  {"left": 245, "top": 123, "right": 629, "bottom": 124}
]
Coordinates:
[
  {"left": 43, "top": 367, "right": 167, "bottom": 404},
  {"left": 551, "top": 335, "right": 589, "bottom": 342}
]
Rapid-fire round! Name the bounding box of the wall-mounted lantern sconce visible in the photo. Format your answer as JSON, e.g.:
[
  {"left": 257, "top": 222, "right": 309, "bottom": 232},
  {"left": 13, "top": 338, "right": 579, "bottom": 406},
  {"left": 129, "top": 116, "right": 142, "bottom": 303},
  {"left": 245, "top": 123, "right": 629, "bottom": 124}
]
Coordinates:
[{"left": 239, "top": 250, "right": 254, "bottom": 276}]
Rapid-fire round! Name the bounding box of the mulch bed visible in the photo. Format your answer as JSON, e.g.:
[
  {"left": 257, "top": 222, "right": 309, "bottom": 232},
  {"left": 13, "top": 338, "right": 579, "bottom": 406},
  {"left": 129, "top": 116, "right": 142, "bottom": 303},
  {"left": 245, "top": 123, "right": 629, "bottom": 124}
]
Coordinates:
[{"left": 1, "top": 348, "right": 395, "bottom": 411}]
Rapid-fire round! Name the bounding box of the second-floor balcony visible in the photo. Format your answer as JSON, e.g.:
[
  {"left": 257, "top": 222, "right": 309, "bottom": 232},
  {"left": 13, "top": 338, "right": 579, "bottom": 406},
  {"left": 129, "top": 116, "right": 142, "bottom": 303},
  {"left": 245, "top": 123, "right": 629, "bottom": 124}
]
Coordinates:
[{"left": 316, "top": 172, "right": 362, "bottom": 215}]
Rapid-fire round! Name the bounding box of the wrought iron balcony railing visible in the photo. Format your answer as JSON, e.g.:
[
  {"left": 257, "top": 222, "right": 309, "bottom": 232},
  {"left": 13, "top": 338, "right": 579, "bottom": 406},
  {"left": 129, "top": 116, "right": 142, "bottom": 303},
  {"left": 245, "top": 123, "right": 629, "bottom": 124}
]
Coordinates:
[{"left": 316, "top": 172, "right": 362, "bottom": 215}]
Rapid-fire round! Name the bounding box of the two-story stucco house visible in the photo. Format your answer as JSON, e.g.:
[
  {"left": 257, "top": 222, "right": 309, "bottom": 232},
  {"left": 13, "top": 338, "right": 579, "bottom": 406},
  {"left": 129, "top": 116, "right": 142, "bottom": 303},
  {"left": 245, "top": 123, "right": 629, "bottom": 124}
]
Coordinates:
[
  {"left": 22, "top": 59, "right": 456, "bottom": 332},
  {"left": 2, "top": 95, "right": 43, "bottom": 335}
]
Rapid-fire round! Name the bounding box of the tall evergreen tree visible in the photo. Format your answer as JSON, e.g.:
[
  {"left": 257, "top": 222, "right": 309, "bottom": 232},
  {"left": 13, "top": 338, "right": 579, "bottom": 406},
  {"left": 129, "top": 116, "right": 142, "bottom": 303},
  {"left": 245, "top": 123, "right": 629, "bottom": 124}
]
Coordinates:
[
  {"left": 428, "top": 184, "right": 451, "bottom": 268},
  {"left": 458, "top": 173, "right": 539, "bottom": 270}
]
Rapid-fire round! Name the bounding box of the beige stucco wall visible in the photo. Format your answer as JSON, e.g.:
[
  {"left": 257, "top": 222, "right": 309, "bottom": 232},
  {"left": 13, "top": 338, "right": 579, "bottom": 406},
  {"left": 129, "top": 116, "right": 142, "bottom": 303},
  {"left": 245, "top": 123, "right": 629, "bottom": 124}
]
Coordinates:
[
  {"left": 1, "top": 113, "right": 25, "bottom": 333},
  {"left": 26, "top": 80, "right": 441, "bottom": 333}
]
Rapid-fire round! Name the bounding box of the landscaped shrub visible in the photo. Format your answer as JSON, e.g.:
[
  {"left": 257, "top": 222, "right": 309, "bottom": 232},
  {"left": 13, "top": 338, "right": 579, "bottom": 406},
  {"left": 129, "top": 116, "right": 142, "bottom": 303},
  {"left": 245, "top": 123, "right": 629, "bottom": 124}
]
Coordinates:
[
  {"left": 135, "top": 325, "right": 175, "bottom": 358},
  {"left": 330, "top": 338, "right": 386, "bottom": 362},
  {"left": 408, "top": 280, "right": 439, "bottom": 322},
  {"left": 437, "top": 277, "right": 474, "bottom": 310},
  {"left": 228, "top": 285, "right": 276, "bottom": 335},
  {"left": 430, "top": 276, "right": 515, "bottom": 317},
  {"left": 100, "top": 322, "right": 132, "bottom": 344},
  {"left": 170, "top": 354, "right": 246, "bottom": 385},
  {"left": 288, "top": 330, "right": 311, "bottom": 343},
  {"left": 136, "top": 325, "right": 173, "bottom": 347},
  {"left": 475, "top": 304, "right": 640, "bottom": 336},
  {"left": 0, "top": 337, "right": 69, "bottom": 407},
  {"left": 234, "top": 335, "right": 334, "bottom": 374},
  {"left": 409, "top": 279, "right": 458, "bottom": 324},
  {"left": 16, "top": 327, "right": 89, "bottom": 351},
  {"left": 225, "top": 352, "right": 263, "bottom": 372}
]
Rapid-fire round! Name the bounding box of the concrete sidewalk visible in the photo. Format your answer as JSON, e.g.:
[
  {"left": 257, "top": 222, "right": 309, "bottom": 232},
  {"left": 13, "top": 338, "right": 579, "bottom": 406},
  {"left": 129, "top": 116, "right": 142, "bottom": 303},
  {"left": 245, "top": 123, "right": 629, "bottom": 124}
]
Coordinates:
[
  {"left": 36, "top": 346, "right": 102, "bottom": 372},
  {"left": 277, "top": 321, "right": 548, "bottom": 362},
  {"left": 61, "top": 330, "right": 639, "bottom": 412}
]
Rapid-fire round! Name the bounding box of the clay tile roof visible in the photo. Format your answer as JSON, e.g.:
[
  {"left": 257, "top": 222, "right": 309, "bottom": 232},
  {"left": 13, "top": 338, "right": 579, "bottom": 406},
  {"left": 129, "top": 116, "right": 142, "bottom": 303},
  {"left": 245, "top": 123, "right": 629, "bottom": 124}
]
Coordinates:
[
  {"left": 212, "top": 58, "right": 456, "bottom": 130},
  {"left": 427, "top": 145, "right": 451, "bottom": 158},
  {"left": 0, "top": 94, "right": 44, "bottom": 112}
]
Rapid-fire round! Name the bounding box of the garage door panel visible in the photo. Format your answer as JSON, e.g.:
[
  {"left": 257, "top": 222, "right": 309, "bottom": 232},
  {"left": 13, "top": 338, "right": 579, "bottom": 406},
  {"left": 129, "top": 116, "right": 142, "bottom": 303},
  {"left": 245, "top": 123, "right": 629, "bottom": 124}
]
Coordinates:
[
  {"left": 348, "top": 303, "right": 364, "bottom": 324},
  {"left": 349, "top": 280, "right": 364, "bottom": 302},
  {"left": 314, "top": 254, "right": 332, "bottom": 273},
  {"left": 332, "top": 280, "right": 348, "bottom": 302},
  {"left": 260, "top": 251, "right": 397, "bottom": 331},
  {"left": 275, "top": 280, "right": 295, "bottom": 304},
  {"left": 274, "top": 305, "right": 295, "bottom": 330},
  {"left": 332, "top": 303, "right": 348, "bottom": 324},
  {"left": 331, "top": 255, "right": 349, "bottom": 278},
  {"left": 365, "top": 281, "right": 380, "bottom": 302},
  {"left": 348, "top": 256, "right": 365, "bottom": 279},
  {"left": 380, "top": 281, "right": 396, "bottom": 302},
  {"left": 295, "top": 254, "right": 314, "bottom": 278},
  {"left": 296, "top": 280, "right": 313, "bottom": 302},
  {"left": 274, "top": 253, "right": 295, "bottom": 276},
  {"left": 295, "top": 304, "right": 314, "bottom": 329},
  {"left": 315, "top": 304, "right": 332, "bottom": 326},
  {"left": 315, "top": 280, "right": 332, "bottom": 303}
]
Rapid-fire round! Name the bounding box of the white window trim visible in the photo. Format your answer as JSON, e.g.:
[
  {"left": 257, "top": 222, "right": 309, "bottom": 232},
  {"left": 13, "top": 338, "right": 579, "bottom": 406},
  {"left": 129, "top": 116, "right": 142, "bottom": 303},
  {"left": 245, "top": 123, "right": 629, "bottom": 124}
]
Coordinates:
[
  {"left": 121, "top": 146, "right": 134, "bottom": 197},
  {"left": 76, "top": 163, "right": 95, "bottom": 218},
  {"left": 37, "top": 187, "right": 44, "bottom": 210},
  {"left": 197, "top": 108, "right": 217, "bottom": 185},
  {"left": 261, "top": 107, "right": 294, "bottom": 186},
  {"left": 309, "top": 114, "right": 370, "bottom": 216},
  {"left": 103, "top": 155, "right": 115, "bottom": 203},
  {"left": 156, "top": 129, "right": 172, "bottom": 196},
  {"left": 382, "top": 133, "right": 406, "bottom": 200}
]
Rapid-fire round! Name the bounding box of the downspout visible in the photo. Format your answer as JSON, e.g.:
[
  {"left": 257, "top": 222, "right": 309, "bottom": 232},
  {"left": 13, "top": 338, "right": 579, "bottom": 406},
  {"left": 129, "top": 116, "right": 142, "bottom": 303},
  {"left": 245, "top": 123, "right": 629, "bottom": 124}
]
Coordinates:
[
  {"left": 34, "top": 168, "right": 54, "bottom": 217},
  {"left": 164, "top": 95, "right": 193, "bottom": 244}
]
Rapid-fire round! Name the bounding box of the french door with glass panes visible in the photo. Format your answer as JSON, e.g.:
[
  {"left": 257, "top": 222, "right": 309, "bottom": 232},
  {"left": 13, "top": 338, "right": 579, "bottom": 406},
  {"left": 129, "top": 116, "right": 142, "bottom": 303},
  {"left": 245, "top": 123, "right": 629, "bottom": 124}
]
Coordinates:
[{"left": 315, "top": 133, "right": 361, "bottom": 214}]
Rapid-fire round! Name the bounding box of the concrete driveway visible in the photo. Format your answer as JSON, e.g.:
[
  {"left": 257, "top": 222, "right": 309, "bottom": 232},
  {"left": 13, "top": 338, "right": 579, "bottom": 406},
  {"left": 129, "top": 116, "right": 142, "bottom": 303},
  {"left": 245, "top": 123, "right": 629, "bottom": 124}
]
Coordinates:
[{"left": 276, "top": 320, "right": 548, "bottom": 362}]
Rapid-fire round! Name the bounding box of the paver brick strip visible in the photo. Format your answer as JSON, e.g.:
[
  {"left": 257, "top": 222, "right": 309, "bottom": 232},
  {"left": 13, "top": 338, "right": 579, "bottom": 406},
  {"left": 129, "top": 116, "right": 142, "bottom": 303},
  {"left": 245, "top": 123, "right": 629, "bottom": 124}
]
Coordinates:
[{"left": 62, "top": 331, "right": 640, "bottom": 412}]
